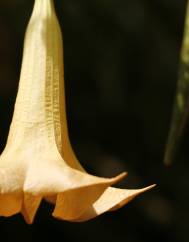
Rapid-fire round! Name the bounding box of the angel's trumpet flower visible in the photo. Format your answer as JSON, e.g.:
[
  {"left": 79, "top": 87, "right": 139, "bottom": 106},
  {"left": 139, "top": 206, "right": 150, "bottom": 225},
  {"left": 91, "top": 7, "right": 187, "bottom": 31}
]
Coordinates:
[{"left": 0, "top": 0, "right": 155, "bottom": 224}]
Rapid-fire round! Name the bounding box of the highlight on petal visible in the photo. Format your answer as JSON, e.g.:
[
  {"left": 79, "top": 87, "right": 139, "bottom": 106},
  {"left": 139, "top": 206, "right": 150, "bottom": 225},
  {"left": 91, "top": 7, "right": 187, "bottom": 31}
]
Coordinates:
[
  {"left": 23, "top": 156, "right": 127, "bottom": 196},
  {"left": 0, "top": 158, "right": 25, "bottom": 217}
]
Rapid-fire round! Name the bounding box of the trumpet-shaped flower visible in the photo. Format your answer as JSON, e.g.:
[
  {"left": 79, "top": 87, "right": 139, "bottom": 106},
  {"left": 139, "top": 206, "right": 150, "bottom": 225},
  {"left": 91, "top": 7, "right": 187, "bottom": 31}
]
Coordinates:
[{"left": 0, "top": 0, "right": 155, "bottom": 224}]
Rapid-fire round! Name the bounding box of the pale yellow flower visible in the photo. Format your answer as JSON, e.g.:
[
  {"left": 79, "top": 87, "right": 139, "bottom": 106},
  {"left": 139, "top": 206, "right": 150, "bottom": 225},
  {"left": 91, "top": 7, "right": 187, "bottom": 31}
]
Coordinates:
[{"left": 0, "top": 0, "right": 155, "bottom": 224}]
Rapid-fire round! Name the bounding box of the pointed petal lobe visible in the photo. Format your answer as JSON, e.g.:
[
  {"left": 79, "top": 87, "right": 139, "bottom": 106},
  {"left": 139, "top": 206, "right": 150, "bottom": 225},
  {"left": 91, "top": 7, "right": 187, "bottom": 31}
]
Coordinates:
[{"left": 69, "top": 185, "right": 155, "bottom": 222}]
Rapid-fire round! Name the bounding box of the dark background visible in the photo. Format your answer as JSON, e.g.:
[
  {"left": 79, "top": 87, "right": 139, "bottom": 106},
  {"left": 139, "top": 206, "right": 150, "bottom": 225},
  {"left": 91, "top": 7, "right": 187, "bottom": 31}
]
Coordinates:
[{"left": 0, "top": 0, "right": 188, "bottom": 241}]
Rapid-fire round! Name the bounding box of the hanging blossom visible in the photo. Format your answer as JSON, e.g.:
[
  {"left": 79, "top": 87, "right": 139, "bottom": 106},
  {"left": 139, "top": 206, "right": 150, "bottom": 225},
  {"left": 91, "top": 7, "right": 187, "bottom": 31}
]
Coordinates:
[{"left": 0, "top": 0, "right": 155, "bottom": 224}]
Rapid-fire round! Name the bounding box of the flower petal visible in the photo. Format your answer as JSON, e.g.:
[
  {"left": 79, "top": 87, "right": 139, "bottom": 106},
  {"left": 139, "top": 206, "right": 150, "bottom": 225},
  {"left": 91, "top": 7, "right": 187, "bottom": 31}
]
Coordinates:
[
  {"left": 68, "top": 185, "right": 155, "bottom": 222},
  {"left": 24, "top": 162, "right": 127, "bottom": 220},
  {"left": 0, "top": 193, "right": 22, "bottom": 217},
  {"left": 52, "top": 177, "right": 123, "bottom": 220},
  {"left": 23, "top": 158, "right": 127, "bottom": 196},
  {"left": 0, "top": 158, "right": 24, "bottom": 217},
  {"left": 21, "top": 194, "right": 42, "bottom": 224}
]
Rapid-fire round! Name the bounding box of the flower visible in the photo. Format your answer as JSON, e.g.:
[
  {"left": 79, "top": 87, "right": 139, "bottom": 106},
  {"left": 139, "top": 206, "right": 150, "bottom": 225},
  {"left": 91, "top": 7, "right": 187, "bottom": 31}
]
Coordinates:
[{"left": 0, "top": 0, "right": 155, "bottom": 224}]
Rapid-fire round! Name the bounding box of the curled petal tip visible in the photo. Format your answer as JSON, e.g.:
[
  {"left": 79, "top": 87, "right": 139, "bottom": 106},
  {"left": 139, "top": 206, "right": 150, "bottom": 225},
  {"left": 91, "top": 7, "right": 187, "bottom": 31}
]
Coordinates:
[
  {"left": 51, "top": 171, "right": 127, "bottom": 221},
  {"left": 139, "top": 184, "right": 156, "bottom": 192},
  {"left": 148, "top": 184, "right": 156, "bottom": 189},
  {"left": 68, "top": 184, "right": 156, "bottom": 222},
  {"left": 110, "top": 172, "right": 128, "bottom": 184}
]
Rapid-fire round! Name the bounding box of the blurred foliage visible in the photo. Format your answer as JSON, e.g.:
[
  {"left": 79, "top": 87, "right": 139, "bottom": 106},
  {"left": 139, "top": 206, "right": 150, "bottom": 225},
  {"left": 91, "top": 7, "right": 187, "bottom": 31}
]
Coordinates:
[
  {"left": 164, "top": 1, "right": 189, "bottom": 165},
  {"left": 0, "top": 0, "right": 188, "bottom": 242}
]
